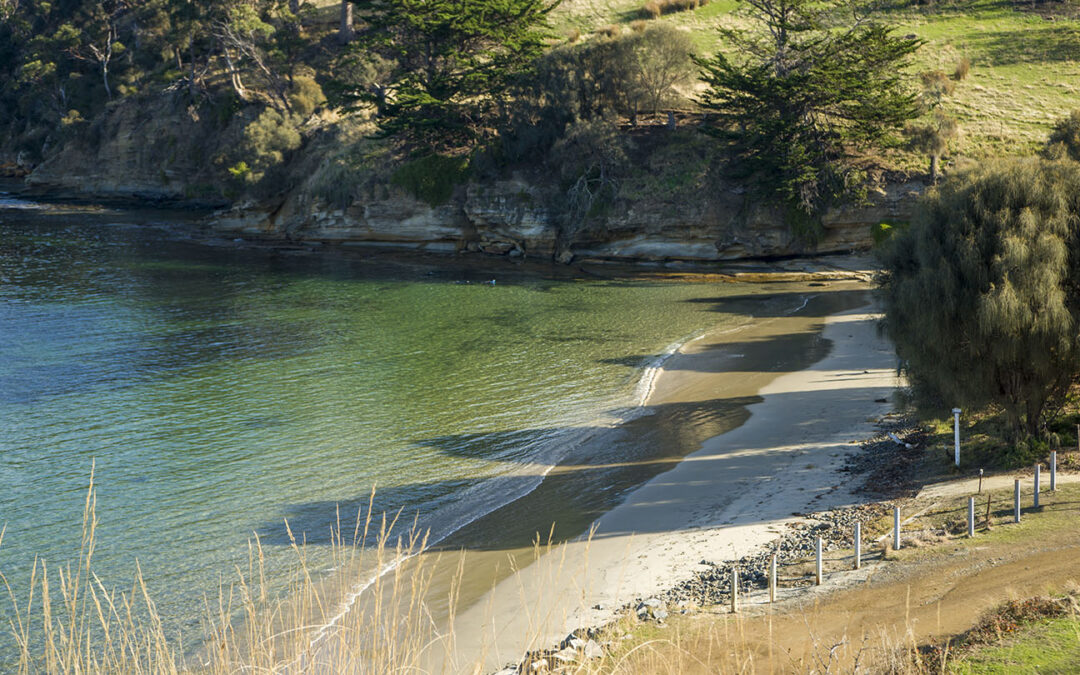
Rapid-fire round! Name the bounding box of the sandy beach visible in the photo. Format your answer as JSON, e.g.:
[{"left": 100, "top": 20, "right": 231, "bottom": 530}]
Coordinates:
[{"left": 433, "top": 285, "right": 901, "bottom": 671}]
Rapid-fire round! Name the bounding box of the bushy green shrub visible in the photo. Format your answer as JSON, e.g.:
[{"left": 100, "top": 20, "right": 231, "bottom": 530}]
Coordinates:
[
  {"left": 390, "top": 154, "right": 470, "bottom": 206},
  {"left": 222, "top": 109, "right": 303, "bottom": 192},
  {"left": 1046, "top": 110, "right": 1080, "bottom": 162},
  {"left": 1002, "top": 437, "right": 1046, "bottom": 468},
  {"left": 879, "top": 158, "right": 1080, "bottom": 440},
  {"left": 499, "top": 24, "right": 693, "bottom": 161},
  {"left": 288, "top": 76, "right": 326, "bottom": 118}
]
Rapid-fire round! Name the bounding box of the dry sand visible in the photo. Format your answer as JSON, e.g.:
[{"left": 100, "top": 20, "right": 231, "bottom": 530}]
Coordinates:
[{"left": 439, "top": 297, "right": 901, "bottom": 671}]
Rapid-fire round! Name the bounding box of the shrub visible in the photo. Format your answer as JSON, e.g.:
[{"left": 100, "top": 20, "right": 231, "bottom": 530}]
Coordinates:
[
  {"left": 498, "top": 24, "right": 691, "bottom": 163},
  {"left": 953, "top": 56, "right": 971, "bottom": 81},
  {"left": 879, "top": 158, "right": 1080, "bottom": 440},
  {"left": 240, "top": 109, "right": 302, "bottom": 180},
  {"left": 222, "top": 109, "right": 303, "bottom": 192},
  {"left": 920, "top": 69, "right": 955, "bottom": 109},
  {"left": 630, "top": 19, "right": 648, "bottom": 32},
  {"left": 597, "top": 24, "right": 620, "bottom": 38},
  {"left": 288, "top": 75, "right": 327, "bottom": 118},
  {"left": 871, "top": 221, "right": 895, "bottom": 245},
  {"left": 1046, "top": 110, "right": 1080, "bottom": 162},
  {"left": 390, "top": 154, "right": 470, "bottom": 206},
  {"left": 640, "top": 0, "right": 708, "bottom": 17},
  {"left": 905, "top": 110, "right": 960, "bottom": 183}
]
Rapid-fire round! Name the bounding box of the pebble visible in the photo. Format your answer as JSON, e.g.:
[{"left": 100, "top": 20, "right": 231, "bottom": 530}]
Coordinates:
[{"left": 584, "top": 640, "right": 603, "bottom": 659}]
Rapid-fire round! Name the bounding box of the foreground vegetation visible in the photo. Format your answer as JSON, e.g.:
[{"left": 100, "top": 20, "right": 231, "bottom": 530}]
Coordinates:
[{"left": 0, "top": 473, "right": 454, "bottom": 673}]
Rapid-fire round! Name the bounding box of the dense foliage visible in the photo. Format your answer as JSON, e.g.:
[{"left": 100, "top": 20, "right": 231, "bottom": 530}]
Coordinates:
[
  {"left": 0, "top": 0, "right": 318, "bottom": 158},
  {"left": 879, "top": 158, "right": 1080, "bottom": 439},
  {"left": 696, "top": 0, "right": 920, "bottom": 224},
  {"left": 349, "top": 0, "right": 557, "bottom": 147}
]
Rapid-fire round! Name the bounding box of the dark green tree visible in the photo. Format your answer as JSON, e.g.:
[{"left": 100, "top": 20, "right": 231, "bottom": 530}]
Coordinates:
[
  {"left": 878, "top": 158, "right": 1080, "bottom": 440},
  {"left": 350, "top": 0, "right": 558, "bottom": 147},
  {"left": 1046, "top": 109, "right": 1080, "bottom": 162},
  {"left": 696, "top": 0, "right": 920, "bottom": 222}
]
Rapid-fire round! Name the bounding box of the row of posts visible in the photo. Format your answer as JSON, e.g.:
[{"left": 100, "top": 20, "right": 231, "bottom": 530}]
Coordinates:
[{"left": 729, "top": 453, "right": 1057, "bottom": 612}]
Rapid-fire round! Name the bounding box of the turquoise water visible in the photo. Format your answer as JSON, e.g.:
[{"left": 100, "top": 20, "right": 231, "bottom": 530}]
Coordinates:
[{"left": 0, "top": 195, "right": 790, "bottom": 653}]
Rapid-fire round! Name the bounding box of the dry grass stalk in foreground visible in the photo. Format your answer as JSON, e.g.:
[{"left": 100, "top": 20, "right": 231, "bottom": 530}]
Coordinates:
[{"left": 0, "top": 470, "right": 463, "bottom": 673}]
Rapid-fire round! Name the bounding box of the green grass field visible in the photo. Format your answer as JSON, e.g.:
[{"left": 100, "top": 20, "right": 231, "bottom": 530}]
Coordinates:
[
  {"left": 952, "top": 615, "right": 1080, "bottom": 673},
  {"left": 551, "top": 0, "right": 1080, "bottom": 164}
]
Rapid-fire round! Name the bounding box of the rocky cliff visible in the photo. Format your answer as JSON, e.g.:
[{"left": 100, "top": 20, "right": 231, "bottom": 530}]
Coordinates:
[
  {"left": 211, "top": 175, "right": 923, "bottom": 263},
  {"left": 15, "top": 100, "right": 924, "bottom": 264}
]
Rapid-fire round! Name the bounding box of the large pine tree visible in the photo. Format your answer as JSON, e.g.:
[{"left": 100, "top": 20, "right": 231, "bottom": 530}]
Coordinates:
[
  {"left": 696, "top": 0, "right": 920, "bottom": 223},
  {"left": 351, "top": 0, "right": 557, "bottom": 148}
]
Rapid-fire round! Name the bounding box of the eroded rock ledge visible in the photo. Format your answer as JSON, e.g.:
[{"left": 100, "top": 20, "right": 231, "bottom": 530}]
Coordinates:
[{"left": 210, "top": 176, "right": 923, "bottom": 264}]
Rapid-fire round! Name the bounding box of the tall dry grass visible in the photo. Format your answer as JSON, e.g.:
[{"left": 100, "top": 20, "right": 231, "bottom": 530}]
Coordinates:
[{"left": 0, "top": 468, "right": 464, "bottom": 674}]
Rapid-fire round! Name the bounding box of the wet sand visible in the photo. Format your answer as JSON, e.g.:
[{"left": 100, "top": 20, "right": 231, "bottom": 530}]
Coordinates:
[{"left": 422, "top": 283, "right": 900, "bottom": 671}]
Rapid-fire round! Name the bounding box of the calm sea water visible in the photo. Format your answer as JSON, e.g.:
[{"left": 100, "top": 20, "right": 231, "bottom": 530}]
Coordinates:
[{"left": 0, "top": 194, "right": 804, "bottom": 653}]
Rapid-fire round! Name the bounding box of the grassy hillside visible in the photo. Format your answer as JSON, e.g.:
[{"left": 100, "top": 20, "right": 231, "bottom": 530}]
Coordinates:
[{"left": 552, "top": 0, "right": 1080, "bottom": 164}]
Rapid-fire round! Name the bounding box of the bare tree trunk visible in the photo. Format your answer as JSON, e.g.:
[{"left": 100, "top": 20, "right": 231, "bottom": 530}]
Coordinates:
[
  {"left": 101, "top": 38, "right": 112, "bottom": 99},
  {"left": 930, "top": 153, "right": 940, "bottom": 184},
  {"left": 339, "top": 0, "right": 354, "bottom": 44},
  {"left": 221, "top": 47, "right": 247, "bottom": 100}
]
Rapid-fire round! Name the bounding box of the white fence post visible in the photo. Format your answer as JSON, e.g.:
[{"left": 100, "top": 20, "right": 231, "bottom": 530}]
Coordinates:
[
  {"left": 730, "top": 568, "right": 738, "bottom": 613},
  {"left": 893, "top": 506, "right": 901, "bottom": 550},
  {"left": 854, "top": 522, "right": 861, "bottom": 570},
  {"left": 1014, "top": 479, "right": 1021, "bottom": 523},
  {"left": 967, "top": 496, "right": 975, "bottom": 538},
  {"left": 815, "top": 536, "right": 823, "bottom": 585},
  {"left": 953, "top": 408, "right": 962, "bottom": 466}
]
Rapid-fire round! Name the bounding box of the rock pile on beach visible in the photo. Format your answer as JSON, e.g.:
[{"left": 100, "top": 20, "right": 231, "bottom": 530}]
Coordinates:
[
  {"left": 661, "top": 501, "right": 892, "bottom": 607},
  {"left": 505, "top": 628, "right": 606, "bottom": 674},
  {"left": 841, "top": 413, "right": 926, "bottom": 498}
]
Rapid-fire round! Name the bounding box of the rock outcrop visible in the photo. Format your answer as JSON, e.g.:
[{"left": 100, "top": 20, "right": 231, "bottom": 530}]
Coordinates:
[{"left": 210, "top": 175, "right": 923, "bottom": 263}]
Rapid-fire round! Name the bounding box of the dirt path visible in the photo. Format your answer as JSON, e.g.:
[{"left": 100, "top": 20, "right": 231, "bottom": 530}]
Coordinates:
[{"left": 608, "top": 487, "right": 1080, "bottom": 672}]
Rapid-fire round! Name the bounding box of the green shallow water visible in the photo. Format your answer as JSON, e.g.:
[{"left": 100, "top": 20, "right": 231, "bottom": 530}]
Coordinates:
[{"left": 0, "top": 194, "right": 809, "bottom": 657}]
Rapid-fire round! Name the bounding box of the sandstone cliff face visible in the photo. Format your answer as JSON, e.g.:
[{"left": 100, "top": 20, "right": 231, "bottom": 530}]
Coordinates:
[
  {"left": 212, "top": 175, "right": 923, "bottom": 263},
  {"left": 25, "top": 98, "right": 235, "bottom": 206}
]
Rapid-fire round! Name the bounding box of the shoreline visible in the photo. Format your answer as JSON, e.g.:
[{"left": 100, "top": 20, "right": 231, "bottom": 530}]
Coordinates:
[
  {"left": 431, "top": 290, "right": 900, "bottom": 672},
  {"left": 2, "top": 177, "right": 881, "bottom": 278},
  {"left": 296, "top": 283, "right": 877, "bottom": 669}
]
